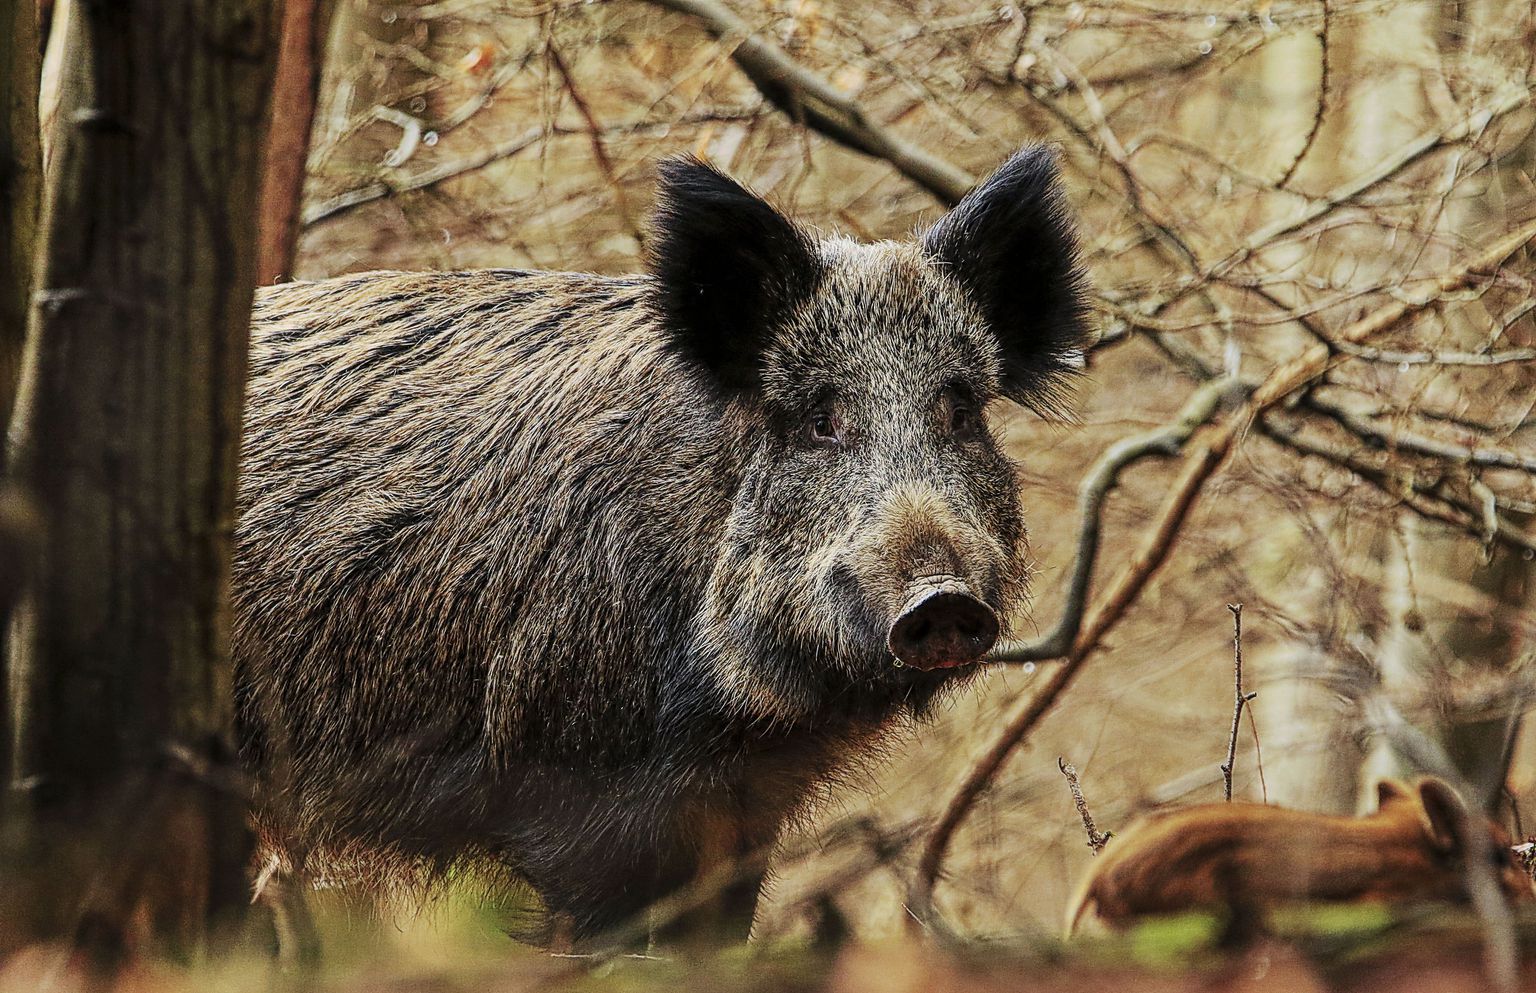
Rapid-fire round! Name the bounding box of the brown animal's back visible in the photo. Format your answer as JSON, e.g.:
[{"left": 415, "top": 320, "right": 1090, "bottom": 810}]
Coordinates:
[{"left": 1066, "top": 779, "right": 1532, "bottom": 933}]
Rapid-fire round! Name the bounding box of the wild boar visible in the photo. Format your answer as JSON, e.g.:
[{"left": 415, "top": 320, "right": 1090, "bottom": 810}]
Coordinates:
[
  {"left": 233, "top": 147, "right": 1089, "bottom": 945},
  {"left": 1065, "top": 777, "right": 1534, "bottom": 934}
]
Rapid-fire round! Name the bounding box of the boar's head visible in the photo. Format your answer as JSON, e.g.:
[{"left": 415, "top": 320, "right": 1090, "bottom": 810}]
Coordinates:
[{"left": 647, "top": 147, "right": 1090, "bottom": 720}]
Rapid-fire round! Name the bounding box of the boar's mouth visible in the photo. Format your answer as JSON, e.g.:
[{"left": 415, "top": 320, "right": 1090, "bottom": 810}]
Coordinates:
[{"left": 886, "top": 576, "right": 1000, "bottom": 671}]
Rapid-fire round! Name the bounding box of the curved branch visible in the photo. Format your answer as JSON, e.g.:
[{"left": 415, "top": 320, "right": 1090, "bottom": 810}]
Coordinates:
[
  {"left": 644, "top": 0, "right": 976, "bottom": 205},
  {"left": 987, "top": 214, "right": 1536, "bottom": 666},
  {"left": 1275, "top": 0, "right": 1329, "bottom": 189},
  {"left": 1240, "top": 213, "right": 1536, "bottom": 415},
  {"left": 989, "top": 376, "right": 1241, "bottom": 662}
]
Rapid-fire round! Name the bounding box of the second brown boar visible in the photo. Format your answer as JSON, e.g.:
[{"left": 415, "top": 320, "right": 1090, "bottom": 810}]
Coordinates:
[{"left": 1066, "top": 778, "right": 1533, "bottom": 934}]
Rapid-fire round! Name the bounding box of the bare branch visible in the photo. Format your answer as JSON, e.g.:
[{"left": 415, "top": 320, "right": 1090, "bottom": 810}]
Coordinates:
[
  {"left": 1260, "top": 416, "right": 1536, "bottom": 556},
  {"left": 990, "top": 375, "right": 1242, "bottom": 661},
  {"left": 302, "top": 108, "right": 765, "bottom": 225},
  {"left": 1059, "top": 757, "right": 1111, "bottom": 855},
  {"left": 1237, "top": 213, "right": 1536, "bottom": 417},
  {"left": 1138, "top": 84, "right": 1533, "bottom": 311},
  {"left": 1308, "top": 395, "right": 1536, "bottom": 475},
  {"left": 1220, "top": 603, "right": 1250, "bottom": 802},
  {"left": 995, "top": 213, "right": 1536, "bottom": 673},
  {"left": 644, "top": 0, "right": 977, "bottom": 205},
  {"left": 1329, "top": 341, "right": 1536, "bottom": 368},
  {"left": 1275, "top": 0, "right": 1329, "bottom": 188},
  {"left": 547, "top": 39, "right": 640, "bottom": 239}
]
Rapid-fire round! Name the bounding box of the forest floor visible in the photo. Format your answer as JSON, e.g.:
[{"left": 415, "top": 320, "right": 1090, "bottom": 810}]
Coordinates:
[{"left": 3, "top": 907, "right": 1533, "bottom": 993}]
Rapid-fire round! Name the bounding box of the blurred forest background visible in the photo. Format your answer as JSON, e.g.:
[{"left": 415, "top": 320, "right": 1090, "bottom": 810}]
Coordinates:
[{"left": 2, "top": 0, "right": 1536, "bottom": 988}]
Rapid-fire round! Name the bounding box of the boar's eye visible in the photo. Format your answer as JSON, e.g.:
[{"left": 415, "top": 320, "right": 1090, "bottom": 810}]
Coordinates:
[
  {"left": 950, "top": 405, "right": 978, "bottom": 440},
  {"left": 807, "top": 411, "right": 842, "bottom": 447}
]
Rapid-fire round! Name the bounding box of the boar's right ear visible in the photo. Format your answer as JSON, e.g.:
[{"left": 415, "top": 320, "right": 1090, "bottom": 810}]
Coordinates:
[
  {"left": 922, "top": 145, "right": 1090, "bottom": 408},
  {"left": 646, "top": 156, "right": 823, "bottom": 391}
]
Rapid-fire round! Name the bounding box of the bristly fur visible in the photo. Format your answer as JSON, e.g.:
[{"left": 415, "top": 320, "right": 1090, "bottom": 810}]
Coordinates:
[
  {"left": 922, "top": 145, "right": 1091, "bottom": 413},
  {"left": 234, "top": 148, "right": 1094, "bottom": 945}
]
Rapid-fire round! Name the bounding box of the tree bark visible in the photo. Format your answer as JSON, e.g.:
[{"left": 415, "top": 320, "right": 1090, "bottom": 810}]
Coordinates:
[
  {"left": 0, "top": 0, "right": 43, "bottom": 875},
  {"left": 5, "top": 0, "right": 276, "bottom": 962},
  {"left": 256, "top": 0, "right": 332, "bottom": 285},
  {"left": 0, "top": 0, "right": 40, "bottom": 437}
]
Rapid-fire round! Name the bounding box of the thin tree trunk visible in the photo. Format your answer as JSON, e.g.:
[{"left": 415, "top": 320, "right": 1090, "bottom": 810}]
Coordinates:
[
  {"left": 0, "top": 0, "right": 40, "bottom": 436},
  {"left": 256, "top": 0, "right": 332, "bottom": 285},
  {"left": 6, "top": 0, "right": 276, "bottom": 963},
  {"left": 0, "top": 0, "right": 43, "bottom": 864}
]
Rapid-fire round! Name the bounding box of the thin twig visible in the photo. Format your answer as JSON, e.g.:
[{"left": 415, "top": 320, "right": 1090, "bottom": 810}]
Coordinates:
[
  {"left": 1245, "top": 698, "right": 1268, "bottom": 804},
  {"left": 1276, "top": 0, "right": 1329, "bottom": 188},
  {"left": 1308, "top": 395, "right": 1536, "bottom": 475},
  {"left": 1220, "top": 603, "right": 1248, "bottom": 802},
  {"left": 1058, "top": 758, "right": 1111, "bottom": 854},
  {"left": 302, "top": 108, "right": 766, "bottom": 226},
  {"left": 1262, "top": 416, "right": 1536, "bottom": 556},
  {"left": 546, "top": 39, "right": 640, "bottom": 240},
  {"left": 1235, "top": 213, "right": 1536, "bottom": 417},
  {"left": 1158, "top": 83, "right": 1534, "bottom": 307}
]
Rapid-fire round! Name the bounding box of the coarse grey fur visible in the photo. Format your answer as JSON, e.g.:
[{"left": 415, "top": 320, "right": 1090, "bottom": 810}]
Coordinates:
[{"left": 233, "top": 147, "right": 1090, "bottom": 944}]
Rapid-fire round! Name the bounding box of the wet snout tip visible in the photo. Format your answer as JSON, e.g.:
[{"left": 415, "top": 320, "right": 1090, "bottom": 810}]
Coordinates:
[{"left": 887, "top": 579, "right": 1000, "bottom": 671}]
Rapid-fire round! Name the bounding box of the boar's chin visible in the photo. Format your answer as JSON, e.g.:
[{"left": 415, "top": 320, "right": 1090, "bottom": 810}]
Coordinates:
[{"left": 694, "top": 609, "right": 976, "bottom": 728}]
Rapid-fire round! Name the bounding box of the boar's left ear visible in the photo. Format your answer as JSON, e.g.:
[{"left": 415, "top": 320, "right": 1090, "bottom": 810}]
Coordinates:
[
  {"left": 1376, "top": 778, "right": 1412, "bottom": 807},
  {"left": 1416, "top": 777, "right": 1469, "bottom": 854},
  {"left": 646, "top": 156, "right": 823, "bottom": 391},
  {"left": 922, "top": 145, "right": 1091, "bottom": 407}
]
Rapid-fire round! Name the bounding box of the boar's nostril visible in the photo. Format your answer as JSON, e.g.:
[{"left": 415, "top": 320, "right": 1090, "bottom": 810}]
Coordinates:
[{"left": 887, "top": 586, "right": 999, "bottom": 671}]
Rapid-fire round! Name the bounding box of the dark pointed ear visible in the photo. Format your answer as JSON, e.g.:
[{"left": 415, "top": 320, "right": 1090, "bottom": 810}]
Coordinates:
[
  {"left": 1376, "top": 778, "right": 1412, "bottom": 808},
  {"left": 922, "top": 145, "right": 1091, "bottom": 406},
  {"left": 1416, "top": 777, "right": 1468, "bottom": 854},
  {"left": 645, "top": 156, "right": 823, "bottom": 391}
]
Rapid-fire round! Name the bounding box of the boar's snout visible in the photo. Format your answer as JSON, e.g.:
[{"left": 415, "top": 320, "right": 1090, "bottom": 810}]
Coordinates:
[{"left": 887, "top": 578, "right": 999, "bottom": 670}]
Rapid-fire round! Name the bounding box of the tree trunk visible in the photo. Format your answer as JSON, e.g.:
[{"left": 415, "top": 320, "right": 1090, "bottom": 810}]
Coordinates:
[
  {"left": 256, "top": 0, "right": 332, "bottom": 285},
  {"left": 0, "top": 0, "right": 43, "bottom": 877},
  {"left": 5, "top": 0, "right": 276, "bottom": 963},
  {"left": 0, "top": 0, "right": 40, "bottom": 436}
]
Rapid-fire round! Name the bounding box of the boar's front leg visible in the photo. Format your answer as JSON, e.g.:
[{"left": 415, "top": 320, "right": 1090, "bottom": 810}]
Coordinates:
[
  {"left": 494, "top": 772, "right": 746, "bottom": 950},
  {"left": 509, "top": 796, "right": 772, "bottom": 950},
  {"left": 650, "top": 801, "right": 777, "bottom": 948}
]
